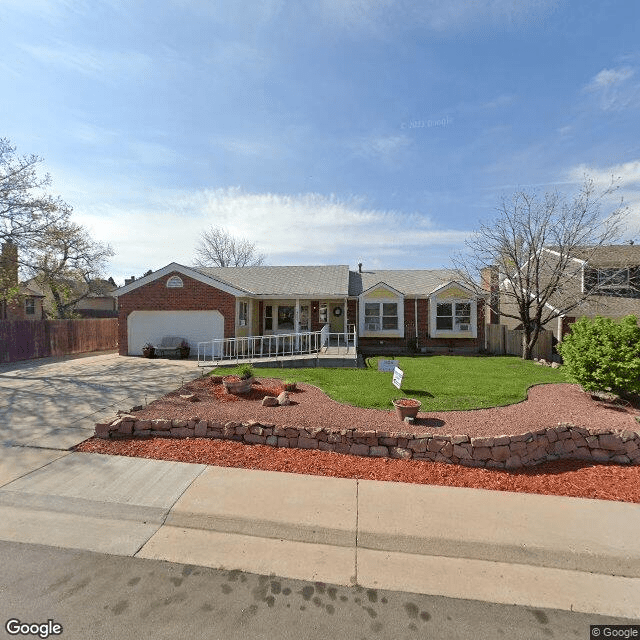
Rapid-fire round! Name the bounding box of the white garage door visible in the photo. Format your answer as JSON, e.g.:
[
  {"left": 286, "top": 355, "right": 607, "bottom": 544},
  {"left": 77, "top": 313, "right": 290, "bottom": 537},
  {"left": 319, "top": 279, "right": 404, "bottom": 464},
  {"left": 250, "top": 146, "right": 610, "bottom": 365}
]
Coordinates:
[{"left": 127, "top": 310, "right": 224, "bottom": 355}]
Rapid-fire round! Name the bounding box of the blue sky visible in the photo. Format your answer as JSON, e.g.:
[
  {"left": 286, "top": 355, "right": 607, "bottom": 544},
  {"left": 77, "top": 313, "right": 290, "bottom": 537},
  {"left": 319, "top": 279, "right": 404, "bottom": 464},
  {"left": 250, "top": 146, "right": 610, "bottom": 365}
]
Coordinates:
[{"left": 2, "top": 0, "right": 640, "bottom": 284}]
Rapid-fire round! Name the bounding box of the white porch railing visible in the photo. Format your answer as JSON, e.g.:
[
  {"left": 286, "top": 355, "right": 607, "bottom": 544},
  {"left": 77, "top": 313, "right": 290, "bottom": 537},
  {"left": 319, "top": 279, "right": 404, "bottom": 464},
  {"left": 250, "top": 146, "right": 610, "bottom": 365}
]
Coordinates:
[{"left": 197, "top": 325, "right": 357, "bottom": 366}]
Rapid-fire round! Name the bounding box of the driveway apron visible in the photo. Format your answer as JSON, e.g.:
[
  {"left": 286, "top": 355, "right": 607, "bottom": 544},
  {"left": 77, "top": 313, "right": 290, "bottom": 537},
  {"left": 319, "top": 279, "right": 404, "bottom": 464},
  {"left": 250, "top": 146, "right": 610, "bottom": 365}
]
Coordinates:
[{"left": 0, "top": 353, "right": 201, "bottom": 483}]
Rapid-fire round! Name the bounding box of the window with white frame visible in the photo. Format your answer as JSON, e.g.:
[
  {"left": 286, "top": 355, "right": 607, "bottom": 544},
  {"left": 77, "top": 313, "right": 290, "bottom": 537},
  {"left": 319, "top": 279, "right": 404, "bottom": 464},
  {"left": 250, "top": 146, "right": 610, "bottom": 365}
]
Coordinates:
[
  {"left": 238, "top": 301, "right": 248, "bottom": 326},
  {"left": 265, "top": 305, "right": 273, "bottom": 330},
  {"left": 584, "top": 267, "right": 640, "bottom": 297},
  {"left": 166, "top": 275, "right": 183, "bottom": 288},
  {"left": 25, "top": 298, "right": 35, "bottom": 315},
  {"left": 436, "top": 302, "right": 472, "bottom": 332},
  {"left": 277, "top": 305, "right": 294, "bottom": 330},
  {"left": 365, "top": 302, "right": 398, "bottom": 331}
]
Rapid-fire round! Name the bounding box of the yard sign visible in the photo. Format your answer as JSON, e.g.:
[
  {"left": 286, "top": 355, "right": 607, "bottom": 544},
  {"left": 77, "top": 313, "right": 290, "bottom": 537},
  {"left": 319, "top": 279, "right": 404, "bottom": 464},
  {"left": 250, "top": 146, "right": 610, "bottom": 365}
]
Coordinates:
[
  {"left": 392, "top": 366, "right": 403, "bottom": 389},
  {"left": 378, "top": 359, "right": 399, "bottom": 372}
]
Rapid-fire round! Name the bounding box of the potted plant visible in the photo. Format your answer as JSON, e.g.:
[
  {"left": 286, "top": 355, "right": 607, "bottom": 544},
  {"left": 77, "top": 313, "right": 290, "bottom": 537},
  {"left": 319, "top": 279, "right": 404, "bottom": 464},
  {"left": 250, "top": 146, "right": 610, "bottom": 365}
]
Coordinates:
[
  {"left": 392, "top": 397, "right": 422, "bottom": 421},
  {"left": 179, "top": 339, "right": 190, "bottom": 359},
  {"left": 222, "top": 364, "right": 255, "bottom": 395},
  {"left": 283, "top": 379, "right": 297, "bottom": 392},
  {"left": 142, "top": 343, "right": 155, "bottom": 358}
]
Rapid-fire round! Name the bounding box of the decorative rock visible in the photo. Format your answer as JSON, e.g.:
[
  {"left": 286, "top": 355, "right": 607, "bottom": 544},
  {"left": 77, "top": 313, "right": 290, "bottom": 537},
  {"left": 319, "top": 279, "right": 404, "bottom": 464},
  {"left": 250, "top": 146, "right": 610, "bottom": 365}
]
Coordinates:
[
  {"left": 389, "top": 447, "right": 412, "bottom": 459},
  {"left": 262, "top": 396, "right": 279, "bottom": 407},
  {"left": 180, "top": 393, "right": 198, "bottom": 402},
  {"left": 152, "top": 419, "right": 172, "bottom": 431},
  {"left": 194, "top": 420, "right": 208, "bottom": 438},
  {"left": 349, "top": 444, "right": 369, "bottom": 456},
  {"left": 492, "top": 445, "right": 510, "bottom": 461},
  {"left": 244, "top": 434, "right": 266, "bottom": 444},
  {"left": 472, "top": 446, "right": 492, "bottom": 460},
  {"left": 298, "top": 437, "right": 318, "bottom": 449},
  {"left": 266, "top": 435, "right": 278, "bottom": 447},
  {"left": 369, "top": 446, "right": 389, "bottom": 458},
  {"left": 452, "top": 444, "right": 472, "bottom": 460},
  {"left": 403, "top": 416, "right": 415, "bottom": 424},
  {"left": 95, "top": 423, "right": 111, "bottom": 438},
  {"left": 170, "top": 427, "right": 192, "bottom": 438},
  {"left": 277, "top": 391, "right": 291, "bottom": 406},
  {"left": 598, "top": 434, "right": 626, "bottom": 452}
]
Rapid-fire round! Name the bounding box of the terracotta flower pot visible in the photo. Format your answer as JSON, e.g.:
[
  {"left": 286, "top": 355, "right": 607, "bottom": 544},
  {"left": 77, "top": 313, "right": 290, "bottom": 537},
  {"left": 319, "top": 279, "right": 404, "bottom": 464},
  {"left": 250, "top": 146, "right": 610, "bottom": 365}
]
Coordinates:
[
  {"left": 392, "top": 398, "right": 422, "bottom": 421},
  {"left": 222, "top": 376, "right": 254, "bottom": 395}
]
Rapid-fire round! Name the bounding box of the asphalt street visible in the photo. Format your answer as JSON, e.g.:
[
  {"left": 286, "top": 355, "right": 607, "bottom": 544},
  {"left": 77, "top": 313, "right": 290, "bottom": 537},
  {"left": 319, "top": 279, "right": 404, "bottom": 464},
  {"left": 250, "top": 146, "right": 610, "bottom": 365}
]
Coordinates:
[{"left": 0, "top": 540, "right": 635, "bottom": 640}]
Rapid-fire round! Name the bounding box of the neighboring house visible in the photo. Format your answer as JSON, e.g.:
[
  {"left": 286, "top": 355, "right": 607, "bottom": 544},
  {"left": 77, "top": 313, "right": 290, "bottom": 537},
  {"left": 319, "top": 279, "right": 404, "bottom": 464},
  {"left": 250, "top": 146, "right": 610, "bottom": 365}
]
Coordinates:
[
  {"left": 493, "top": 245, "right": 640, "bottom": 341},
  {"left": 0, "top": 241, "right": 46, "bottom": 321},
  {"left": 0, "top": 284, "right": 45, "bottom": 321},
  {"left": 26, "top": 278, "right": 118, "bottom": 318},
  {"left": 114, "top": 262, "right": 485, "bottom": 356}
]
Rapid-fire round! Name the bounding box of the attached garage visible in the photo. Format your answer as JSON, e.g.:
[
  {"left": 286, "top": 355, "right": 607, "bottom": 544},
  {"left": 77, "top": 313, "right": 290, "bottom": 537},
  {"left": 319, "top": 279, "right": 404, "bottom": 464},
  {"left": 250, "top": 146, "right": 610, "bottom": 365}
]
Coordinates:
[{"left": 127, "top": 310, "right": 224, "bottom": 355}]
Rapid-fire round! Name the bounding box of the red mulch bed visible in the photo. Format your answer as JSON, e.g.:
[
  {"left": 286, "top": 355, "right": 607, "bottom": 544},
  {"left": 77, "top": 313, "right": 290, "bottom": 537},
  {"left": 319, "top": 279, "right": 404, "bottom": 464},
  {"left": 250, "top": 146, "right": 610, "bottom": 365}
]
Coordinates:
[
  {"left": 75, "top": 377, "right": 640, "bottom": 504},
  {"left": 76, "top": 436, "right": 640, "bottom": 503}
]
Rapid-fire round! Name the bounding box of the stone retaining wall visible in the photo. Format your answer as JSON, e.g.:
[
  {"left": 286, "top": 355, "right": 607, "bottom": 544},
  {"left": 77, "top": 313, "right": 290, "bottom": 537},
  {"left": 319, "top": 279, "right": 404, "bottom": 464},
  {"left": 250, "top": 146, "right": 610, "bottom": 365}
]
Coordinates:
[{"left": 95, "top": 416, "right": 640, "bottom": 469}]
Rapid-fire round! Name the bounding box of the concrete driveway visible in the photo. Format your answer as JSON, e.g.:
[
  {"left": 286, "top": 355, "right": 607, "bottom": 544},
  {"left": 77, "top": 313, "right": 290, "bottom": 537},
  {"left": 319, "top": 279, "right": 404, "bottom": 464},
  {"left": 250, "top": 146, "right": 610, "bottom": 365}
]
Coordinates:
[{"left": 0, "top": 352, "right": 201, "bottom": 484}]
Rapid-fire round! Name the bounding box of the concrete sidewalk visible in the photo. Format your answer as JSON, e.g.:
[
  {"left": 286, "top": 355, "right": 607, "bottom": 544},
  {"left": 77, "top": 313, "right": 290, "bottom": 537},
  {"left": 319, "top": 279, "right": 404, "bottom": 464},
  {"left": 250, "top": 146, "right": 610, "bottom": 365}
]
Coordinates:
[{"left": 0, "top": 452, "right": 638, "bottom": 619}]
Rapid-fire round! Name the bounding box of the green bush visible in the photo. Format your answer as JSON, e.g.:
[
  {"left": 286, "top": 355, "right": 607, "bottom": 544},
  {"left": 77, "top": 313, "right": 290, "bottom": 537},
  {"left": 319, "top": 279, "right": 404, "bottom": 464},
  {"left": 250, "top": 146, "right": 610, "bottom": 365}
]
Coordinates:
[
  {"left": 238, "top": 364, "right": 255, "bottom": 380},
  {"left": 557, "top": 315, "right": 640, "bottom": 394}
]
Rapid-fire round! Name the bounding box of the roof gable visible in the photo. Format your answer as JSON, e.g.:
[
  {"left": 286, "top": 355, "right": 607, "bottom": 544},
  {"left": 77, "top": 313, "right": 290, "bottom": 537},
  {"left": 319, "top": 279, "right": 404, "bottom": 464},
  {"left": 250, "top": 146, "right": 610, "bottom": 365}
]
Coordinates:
[
  {"left": 114, "top": 263, "right": 251, "bottom": 297},
  {"left": 430, "top": 281, "right": 477, "bottom": 298},
  {"left": 360, "top": 281, "right": 404, "bottom": 297}
]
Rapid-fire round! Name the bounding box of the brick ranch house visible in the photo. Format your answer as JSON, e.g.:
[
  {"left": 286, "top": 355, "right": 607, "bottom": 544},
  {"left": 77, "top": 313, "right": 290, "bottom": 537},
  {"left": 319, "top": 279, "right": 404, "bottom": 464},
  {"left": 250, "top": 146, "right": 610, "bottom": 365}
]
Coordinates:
[{"left": 115, "top": 263, "right": 486, "bottom": 357}]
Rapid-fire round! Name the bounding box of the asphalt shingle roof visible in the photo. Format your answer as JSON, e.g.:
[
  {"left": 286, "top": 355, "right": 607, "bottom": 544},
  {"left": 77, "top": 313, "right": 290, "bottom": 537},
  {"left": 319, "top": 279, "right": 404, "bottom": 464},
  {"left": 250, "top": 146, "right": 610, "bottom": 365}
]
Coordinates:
[
  {"left": 194, "top": 265, "right": 351, "bottom": 297},
  {"left": 349, "top": 269, "right": 460, "bottom": 296}
]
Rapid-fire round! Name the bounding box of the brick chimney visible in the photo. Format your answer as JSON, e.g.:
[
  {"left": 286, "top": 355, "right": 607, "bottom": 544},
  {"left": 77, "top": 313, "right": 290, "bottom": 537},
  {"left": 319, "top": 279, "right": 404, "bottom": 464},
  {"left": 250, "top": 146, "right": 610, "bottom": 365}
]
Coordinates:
[{"left": 480, "top": 265, "right": 500, "bottom": 324}]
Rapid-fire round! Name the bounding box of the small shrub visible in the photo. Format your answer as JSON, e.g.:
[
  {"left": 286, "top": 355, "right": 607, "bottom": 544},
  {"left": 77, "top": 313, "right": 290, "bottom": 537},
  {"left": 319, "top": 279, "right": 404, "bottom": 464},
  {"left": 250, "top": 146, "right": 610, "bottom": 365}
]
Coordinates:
[
  {"left": 557, "top": 315, "right": 640, "bottom": 394},
  {"left": 238, "top": 364, "right": 254, "bottom": 380}
]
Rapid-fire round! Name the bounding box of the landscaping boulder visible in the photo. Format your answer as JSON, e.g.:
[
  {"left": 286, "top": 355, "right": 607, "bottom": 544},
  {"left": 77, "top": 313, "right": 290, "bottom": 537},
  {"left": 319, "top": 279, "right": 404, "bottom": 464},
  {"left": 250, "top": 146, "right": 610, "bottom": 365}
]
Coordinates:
[
  {"left": 277, "top": 391, "right": 291, "bottom": 406},
  {"left": 262, "top": 396, "right": 279, "bottom": 407}
]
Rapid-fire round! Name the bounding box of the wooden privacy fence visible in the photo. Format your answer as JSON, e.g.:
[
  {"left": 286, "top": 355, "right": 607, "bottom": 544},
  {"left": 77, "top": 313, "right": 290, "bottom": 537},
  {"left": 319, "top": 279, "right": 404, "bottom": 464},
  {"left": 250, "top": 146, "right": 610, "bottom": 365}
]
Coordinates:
[
  {"left": 485, "top": 324, "right": 553, "bottom": 361},
  {"left": 0, "top": 318, "right": 118, "bottom": 363}
]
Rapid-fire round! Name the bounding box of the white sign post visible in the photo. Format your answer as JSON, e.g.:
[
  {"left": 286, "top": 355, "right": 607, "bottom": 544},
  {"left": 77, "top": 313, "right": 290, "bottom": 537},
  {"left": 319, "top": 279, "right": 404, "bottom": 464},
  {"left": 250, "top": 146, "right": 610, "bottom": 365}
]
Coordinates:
[
  {"left": 378, "top": 359, "right": 399, "bottom": 372},
  {"left": 392, "top": 366, "right": 404, "bottom": 389}
]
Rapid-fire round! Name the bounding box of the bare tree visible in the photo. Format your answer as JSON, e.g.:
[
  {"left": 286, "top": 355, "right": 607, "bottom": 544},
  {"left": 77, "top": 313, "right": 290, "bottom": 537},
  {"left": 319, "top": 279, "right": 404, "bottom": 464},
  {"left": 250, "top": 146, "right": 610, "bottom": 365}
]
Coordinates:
[
  {"left": 0, "top": 138, "right": 71, "bottom": 254},
  {"left": 194, "top": 226, "right": 265, "bottom": 267},
  {"left": 28, "top": 221, "right": 115, "bottom": 318},
  {"left": 452, "top": 178, "right": 629, "bottom": 359}
]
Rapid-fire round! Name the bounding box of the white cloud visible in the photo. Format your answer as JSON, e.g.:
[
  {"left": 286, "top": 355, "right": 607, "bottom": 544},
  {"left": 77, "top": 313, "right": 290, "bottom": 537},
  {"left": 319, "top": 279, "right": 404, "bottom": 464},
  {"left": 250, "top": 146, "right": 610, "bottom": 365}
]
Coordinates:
[
  {"left": 567, "top": 160, "right": 640, "bottom": 235},
  {"left": 69, "top": 186, "right": 470, "bottom": 281},
  {"left": 20, "top": 41, "right": 152, "bottom": 79},
  {"left": 584, "top": 65, "right": 640, "bottom": 111}
]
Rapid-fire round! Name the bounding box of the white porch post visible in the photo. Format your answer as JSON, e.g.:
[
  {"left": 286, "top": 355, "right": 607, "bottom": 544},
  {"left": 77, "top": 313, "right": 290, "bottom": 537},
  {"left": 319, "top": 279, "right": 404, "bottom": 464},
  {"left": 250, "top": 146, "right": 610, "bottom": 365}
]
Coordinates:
[
  {"left": 295, "top": 298, "right": 300, "bottom": 350},
  {"left": 344, "top": 297, "right": 348, "bottom": 345}
]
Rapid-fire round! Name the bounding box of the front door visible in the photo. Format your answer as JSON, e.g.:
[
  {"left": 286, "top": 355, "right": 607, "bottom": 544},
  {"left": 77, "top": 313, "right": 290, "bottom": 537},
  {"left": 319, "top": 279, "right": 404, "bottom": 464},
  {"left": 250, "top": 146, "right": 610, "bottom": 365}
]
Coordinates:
[{"left": 329, "top": 303, "right": 344, "bottom": 333}]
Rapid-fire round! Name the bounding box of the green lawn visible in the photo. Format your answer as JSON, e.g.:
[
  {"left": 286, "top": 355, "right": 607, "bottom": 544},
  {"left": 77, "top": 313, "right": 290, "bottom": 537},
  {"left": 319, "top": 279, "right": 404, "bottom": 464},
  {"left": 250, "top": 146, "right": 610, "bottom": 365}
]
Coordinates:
[{"left": 213, "top": 355, "right": 567, "bottom": 412}]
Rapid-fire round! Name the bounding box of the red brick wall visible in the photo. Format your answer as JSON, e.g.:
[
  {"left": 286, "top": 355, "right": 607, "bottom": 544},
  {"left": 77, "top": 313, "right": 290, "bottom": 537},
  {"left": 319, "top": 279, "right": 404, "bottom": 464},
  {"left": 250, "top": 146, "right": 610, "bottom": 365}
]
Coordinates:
[
  {"left": 117, "top": 272, "right": 236, "bottom": 355},
  {"left": 347, "top": 299, "right": 357, "bottom": 327}
]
